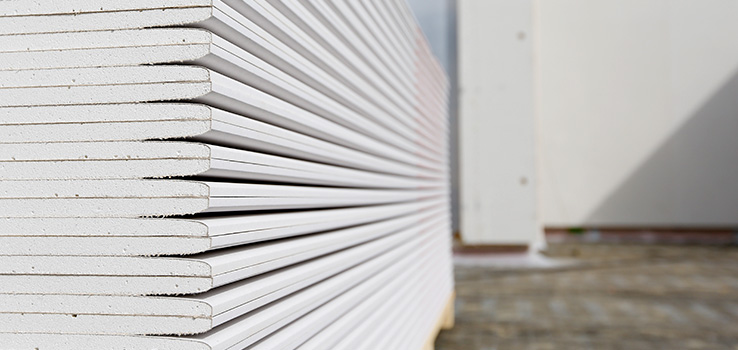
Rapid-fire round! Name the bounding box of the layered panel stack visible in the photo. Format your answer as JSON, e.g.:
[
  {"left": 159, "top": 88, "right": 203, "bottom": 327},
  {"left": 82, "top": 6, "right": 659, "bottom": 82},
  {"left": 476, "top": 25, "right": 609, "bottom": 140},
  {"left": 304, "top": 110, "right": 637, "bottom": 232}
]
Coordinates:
[{"left": 0, "top": 1, "right": 453, "bottom": 349}]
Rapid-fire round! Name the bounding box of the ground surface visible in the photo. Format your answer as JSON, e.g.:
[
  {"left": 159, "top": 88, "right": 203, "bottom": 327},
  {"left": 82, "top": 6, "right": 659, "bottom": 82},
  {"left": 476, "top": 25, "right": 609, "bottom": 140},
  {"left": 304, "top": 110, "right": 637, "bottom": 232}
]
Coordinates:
[{"left": 435, "top": 243, "right": 738, "bottom": 350}]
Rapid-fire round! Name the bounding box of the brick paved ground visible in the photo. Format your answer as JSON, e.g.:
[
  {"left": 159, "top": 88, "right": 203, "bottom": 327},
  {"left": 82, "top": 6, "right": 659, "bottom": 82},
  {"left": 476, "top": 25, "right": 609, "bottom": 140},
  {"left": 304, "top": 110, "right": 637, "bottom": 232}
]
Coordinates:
[{"left": 435, "top": 243, "right": 738, "bottom": 350}]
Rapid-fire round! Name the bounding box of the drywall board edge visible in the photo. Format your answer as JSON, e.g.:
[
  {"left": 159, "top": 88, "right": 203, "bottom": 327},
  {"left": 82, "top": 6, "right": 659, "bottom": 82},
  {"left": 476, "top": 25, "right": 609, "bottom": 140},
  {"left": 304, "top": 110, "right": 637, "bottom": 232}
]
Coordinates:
[
  {"left": 0, "top": 314, "right": 213, "bottom": 336},
  {"left": 200, "top": 214, "right": 445, "bottom": 322},
  {"left": 0, "top": 210, "right": 440, "bottom": 275},
  {"left": 0, "top": 216, "right": 439, "bottom": 336},
  {"left": 0, "top": 204, "right": 440, "bottom": 256},
  {"left": 245, "top": 230, "right": 437, "bottom": 350},
  {"left": 206, "top": 209, "right": 447, "bottom": 287},
  {"left": 0, "top": 7, "right": 213, "bottom": 36},
  {"left": 245, "top": 0, "right": 422, "bottom": 138},
  {"left": 0, "top": 333, "right": 211, "bottom": 350},
  {"left": 0, "top": 256, "right": 212, "bottom": 276},
  {"left": 0, "top": 200, "right": 438, "bottom": 237},
  {"left": 0, "top": 141, "right": 441, "bottom": 188},
  {"left": 0, "top": 38, "right": 213, "bottom": 71},
  {"left": 0, "top": 1, "right": 451, "bottom": 115},
  {"left": 204, "top": 198, "right": 443, "bottom": 246},
  {"left": 0, "top": 65, "right": 443, "bottom": 172},
  {"left": 0, "top": 179, "right": 444, "bottom": 217},
  {"left": 0, "top": 103, "right": 213, "bottom": 125},
  {"left": 0, "top": 29, "right": 213, "bottom": 73},
  {"left": 189, "top": 221, "right": 437, "bottom": 350},
  {"left": 0, "top": 105, "right": 440, "bottom": 179},
  {"left": 205, "top": 0, "right": 446, "bottom": 161},
  {"left": 0, "top": 217, "right": 208, "bottom": 236},
  {"left": 0, "top": 14, "right": 446, "bottom": 160},
  {"left": 0, "top": 224, "right": 440, "bottom": 343},
  {"left": 294, "top": 254, "right": 428, "bottom": 349},
  {"left": 0, "top": 0, "right": 211, "bottom": 16},
  {"left": 0, "top": 26, "right": 436, "bottom": 159},
  {"left": 0, "top": 65, "right": 210, "bottom": 89},
  {"left": 0, "top": 68, "right": 212, "bottom": 107},
  {"left": 0, "top": 179, "right": 210, "bottom": 218},
  {"left": 0, "top": 211, "right": 445, "bottom": 297},
  {"left": 0, "top": 236, "right": 212, "bottom": 257},
  {"left": 203, "top": 70, "right": 443, "bottom": 172},
  {"left": 333, "top": 253, "right": 449, "bottom": 350},
  {"left": 0, "top": 28, "right": 213, "bottom": 53},
  {"left": 0, "top": 275, "right": 214, "bottom": 295},
  {"left": 281, "top": 0, "right": 416, "bottom": 107},
  {"left": 0, "top": 199, "right": 444, "bottom": 256}
]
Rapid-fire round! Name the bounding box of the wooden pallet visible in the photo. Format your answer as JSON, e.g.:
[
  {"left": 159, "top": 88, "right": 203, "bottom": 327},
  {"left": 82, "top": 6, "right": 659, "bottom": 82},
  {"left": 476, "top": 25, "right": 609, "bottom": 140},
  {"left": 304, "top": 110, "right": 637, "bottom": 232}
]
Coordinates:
[{"left": 422, "top": 291, "right": 456, "bottom": 350}]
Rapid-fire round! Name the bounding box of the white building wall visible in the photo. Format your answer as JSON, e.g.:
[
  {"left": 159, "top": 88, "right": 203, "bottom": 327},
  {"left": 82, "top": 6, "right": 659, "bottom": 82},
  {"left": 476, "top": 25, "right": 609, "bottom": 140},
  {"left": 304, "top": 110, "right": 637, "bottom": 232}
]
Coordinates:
[
  {"left": 537, "top": 0, "right": 738, "bottom": 227},
  {"left": 458, "top": 0, "right": 540, "bottom": 245}
]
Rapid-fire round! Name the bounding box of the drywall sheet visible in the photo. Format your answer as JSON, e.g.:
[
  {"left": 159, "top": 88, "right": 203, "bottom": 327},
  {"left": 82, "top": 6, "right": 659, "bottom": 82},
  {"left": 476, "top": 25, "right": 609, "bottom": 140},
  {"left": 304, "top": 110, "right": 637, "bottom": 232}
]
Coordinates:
[{"left": 0, "top": 0, "right": 453, "bottom": 347}]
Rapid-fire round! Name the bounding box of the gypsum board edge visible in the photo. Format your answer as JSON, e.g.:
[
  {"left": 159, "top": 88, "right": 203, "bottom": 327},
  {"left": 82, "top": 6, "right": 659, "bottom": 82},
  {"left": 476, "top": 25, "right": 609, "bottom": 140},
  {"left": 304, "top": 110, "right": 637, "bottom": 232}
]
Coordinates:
[
  {"left": 263, "top": 225, "right": 451, "bottom": 350},
  {"left": 0, "top": 30, "right": 440, "bottom": 159},
  {"left": 0, "top": 104, "right": 440, "bottom": 179},
  {"left": 0, "top": 216, "right": 440, "bottom": 335},
  {"left": 0, "top": 199, "right": 444, "bottom": 256},
  {"left": 0, "top": 210, "right": 446, "bottom": 295},
  {"left": 0, "top": 3, "right": 449, "bottom": 159},
  {"left": 293, "top": 0, "right": 449, "bottom": 141},
  {"left": 293, "top": 254, "right": 430, "bottom": 350},
  {"left": 184, "top": 219, "right": 441, "bottom": 350},
  {"left": 270, "top": 0, "right": 417, "bottom": 120},
  {"left": 0, "top": 179, "right": 445, "bottom": 217},
  {"left": 0, "top": 141, "right": 444, "bottom": 187},
  {"left": 195, "top": 214, "right": 445, "bottom": 326},
  {"left": 0, "top": 66, "right": 443, "bottom": 172},
  {"left": 0, "top": 226, "right": 439, "bottom": 348},
  {"left": 252, "top": 0, "right": 447, "bottom": 150},
  {"left": 0, "top": 6, "right": 214, "bottom": 35},
  {"left": 0, "top": 0, "right": 212, "bottom": 17},
  {"left": 0, "top": 30, "right": 438, "bottom": 159},
  {"left": 306, "top": 240, "right": 451, "bottom": 350},
  {"left": 0, "top": 1, "right": 450, "bottom": 141},
  {"left": 0, "top": 333, "right": 209, "bottom": 350},
  {"left": 0, "top": 208, "right": 443, "bottom": 279},
  {"left": 244, "top": 227, "right": 441, "bottom": 350},
  {"left": 362, "top": 255, "right": 453, "bottom": 350},
  {"left": 225, "top": 0, "right": 444, "bottom": 154},
  {"left": 225, "top": 0, "right": 433, "bottom": 149}
]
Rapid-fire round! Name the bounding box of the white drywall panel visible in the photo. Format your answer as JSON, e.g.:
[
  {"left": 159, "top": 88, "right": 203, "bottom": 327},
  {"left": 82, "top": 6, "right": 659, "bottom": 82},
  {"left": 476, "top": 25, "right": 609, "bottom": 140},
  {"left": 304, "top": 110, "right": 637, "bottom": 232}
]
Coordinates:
[
  {"left": 0, "top": 29, "right": 436, "bottom": 158},
  {"left": 0, "top": 223, "right": 445, "bottom": 348},
  {"left": 0, "top": 0, "right": 453, "bottom": 347},
  {"left": 0, "top": 199, "right": 443, "bottom": 256},
  {"left": 0, "top": 141, "right": 441, "bottom": 188},
  {"left": 0, "top": 179, "right": 443, "bottom": 217},
  {"left": 0, "top": 104, "right": 431, "bottom": 178},
  {"left": 0, "top": 218, "right": 442, "bottom": 335},
  {"left": 251, "top": 228, "right": 447, "bottom": 350},
  {"left": 0, "top": 210, "right": 443, "bottom": 295},
  {"left": 0, "top": 66, "right": 440, "bottom": 172}
]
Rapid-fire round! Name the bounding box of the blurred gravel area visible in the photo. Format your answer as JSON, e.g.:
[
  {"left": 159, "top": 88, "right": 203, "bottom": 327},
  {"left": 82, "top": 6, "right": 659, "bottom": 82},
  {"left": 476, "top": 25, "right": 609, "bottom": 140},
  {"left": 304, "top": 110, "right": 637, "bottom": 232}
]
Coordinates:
[{"left": 435, "top": 243, "right": 738, "bottom": 350}]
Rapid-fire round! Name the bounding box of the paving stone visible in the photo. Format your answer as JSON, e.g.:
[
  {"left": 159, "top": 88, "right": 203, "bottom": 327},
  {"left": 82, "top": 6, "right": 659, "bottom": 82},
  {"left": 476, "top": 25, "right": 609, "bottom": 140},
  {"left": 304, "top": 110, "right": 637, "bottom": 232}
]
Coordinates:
[{"left": 436, "top": 243, "right": 738, "bottom": 349}]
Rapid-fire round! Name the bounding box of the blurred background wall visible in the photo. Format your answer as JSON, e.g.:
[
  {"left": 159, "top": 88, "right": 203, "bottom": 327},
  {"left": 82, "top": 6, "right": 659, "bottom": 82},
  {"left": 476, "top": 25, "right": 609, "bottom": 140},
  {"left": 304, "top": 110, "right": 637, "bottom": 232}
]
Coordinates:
[
  {"left": 409, "top": 0, "right": 738, "bottom": 245},
  {"left": 457, "top": 0, "right": 540, "bottom": 246},
  {"left": 537, "top": 0, "right": 738, "bottom": 228}
]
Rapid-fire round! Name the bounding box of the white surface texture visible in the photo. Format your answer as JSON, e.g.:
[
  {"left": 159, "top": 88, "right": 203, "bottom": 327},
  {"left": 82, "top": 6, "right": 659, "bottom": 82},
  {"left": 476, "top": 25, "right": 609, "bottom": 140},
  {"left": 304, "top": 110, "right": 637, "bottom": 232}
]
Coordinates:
[
  {"left": 0, "top": 0, "right": 453, "bottom": 346},
  {"left": 537, "top": 0, "right": 738, "bottom": 227},
  {"left": 458, "top": 0, "right": 540, "bottom": 245}
]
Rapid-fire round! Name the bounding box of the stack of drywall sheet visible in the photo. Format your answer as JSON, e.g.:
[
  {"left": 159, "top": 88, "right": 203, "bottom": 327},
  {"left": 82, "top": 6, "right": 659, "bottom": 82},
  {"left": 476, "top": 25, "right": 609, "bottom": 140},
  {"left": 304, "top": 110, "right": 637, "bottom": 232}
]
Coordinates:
[{"left": 0, "top": 0, "right": 453, "bottom": 349}]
